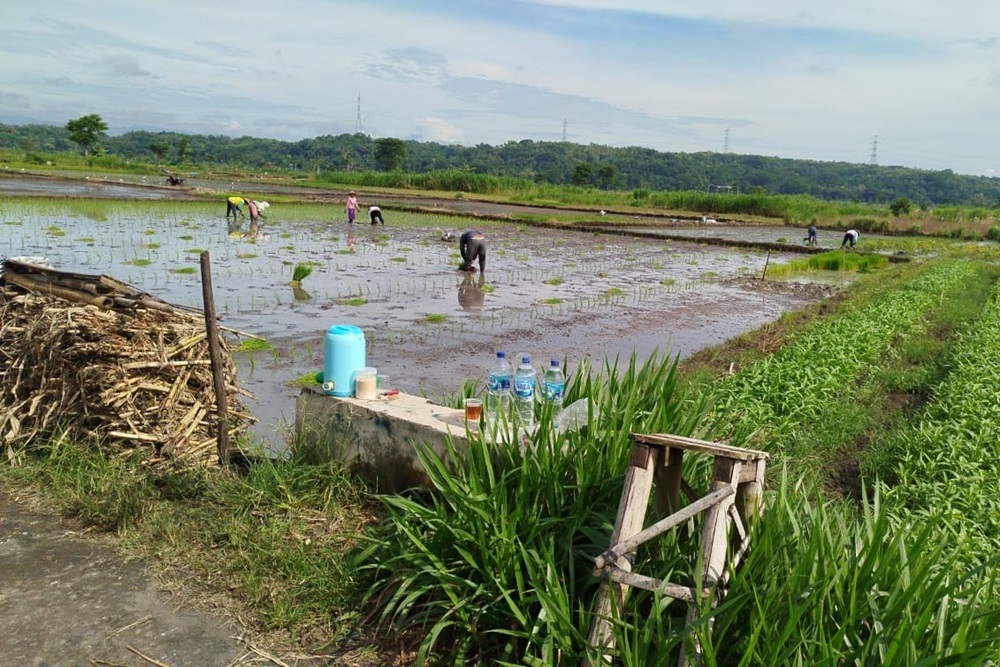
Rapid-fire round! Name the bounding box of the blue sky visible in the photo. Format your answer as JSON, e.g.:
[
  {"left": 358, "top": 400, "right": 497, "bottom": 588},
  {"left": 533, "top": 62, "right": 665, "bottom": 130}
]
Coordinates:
[{"left": 3, "top": 0, "right": 1000, "bottom": 175}]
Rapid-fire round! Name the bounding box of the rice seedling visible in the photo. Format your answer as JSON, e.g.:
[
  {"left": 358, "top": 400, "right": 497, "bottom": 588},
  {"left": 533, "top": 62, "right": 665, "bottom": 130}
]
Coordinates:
[
  {"left": 233, "top": 338, "right": 273, "bottom": 352},
  {"left": 420, "top": 313, "right": 448, "bottom": 324},
  {"left": 338, "top": 297, "right": 367, "bottom": 306},
  {"left": 168, "top": 267, "right": 197, "bottom": 275},
  {"left": 659, "top": 277, "right": 677, "bottom": 286},
  {"left": 291, "top": 263, "right": 313, "bottom": 285},
  {"left": 540, "top": 297, "right": 564, "bottom": 305},
  {"left": 126, "top": 259, "right": 152, "bottom": 267},
  {"left": 543, "top": 277, "right": 564, "bottom": 286}
]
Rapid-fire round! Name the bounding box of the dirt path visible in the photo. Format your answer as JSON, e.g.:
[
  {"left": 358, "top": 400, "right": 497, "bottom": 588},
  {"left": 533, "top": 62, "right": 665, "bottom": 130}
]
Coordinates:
[{"left": 0, "top": 492, "right": 270, "bottom": 667}]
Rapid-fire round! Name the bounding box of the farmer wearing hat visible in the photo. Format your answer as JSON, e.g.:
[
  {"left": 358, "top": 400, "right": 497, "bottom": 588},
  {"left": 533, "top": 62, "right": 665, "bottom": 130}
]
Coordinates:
[{"left": 345, "top": 191, "right": 358, "bottom": 224}]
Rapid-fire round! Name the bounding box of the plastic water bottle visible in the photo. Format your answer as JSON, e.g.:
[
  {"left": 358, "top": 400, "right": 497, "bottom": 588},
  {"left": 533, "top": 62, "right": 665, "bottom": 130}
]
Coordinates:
[
  {"left": 487, "top": 351, "right": 512, "bottom": 421},
  {"left": 513, "top": 355, "right": 536, "bottom": 430},
  {"left": 542, "top": 359, "right": 565, "bottom": 418}
]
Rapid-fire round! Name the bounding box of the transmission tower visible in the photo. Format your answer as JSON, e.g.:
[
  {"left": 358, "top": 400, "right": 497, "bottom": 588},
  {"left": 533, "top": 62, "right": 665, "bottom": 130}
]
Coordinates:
[
  {"left": 723, "top": 127, "right": 730, "bottom": 153},
  {"left": 562, "top": 118, "right": 568, "bottom": 142},
  {"left": 868, "top": 135, "right": 879, "bottom": 166},
  {"left": 354, "top": 93, "right": 364, "bottom": 134}
]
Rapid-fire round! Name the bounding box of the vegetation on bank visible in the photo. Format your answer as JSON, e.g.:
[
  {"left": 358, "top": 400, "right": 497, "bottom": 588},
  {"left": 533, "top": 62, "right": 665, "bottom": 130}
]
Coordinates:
[
  {"left": 4, "top": 253, "right": 1000, "bottom": 664},
  {"left": 4, "top": 148, "right": 1000, "bottom": 240},
  {"left": 5, "top": 120, "right": 1000, "bottom": 207}
]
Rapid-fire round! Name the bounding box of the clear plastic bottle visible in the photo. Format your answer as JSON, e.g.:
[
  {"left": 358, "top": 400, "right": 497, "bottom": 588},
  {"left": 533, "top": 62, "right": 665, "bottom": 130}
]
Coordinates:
[
  {"left": 487, "top": 351, "right": 512, "bottom": 421},
  {"left": 512, "top": 355, "right": 536, "bottom": 430},
  {"left": 542, "top": 359, "right": 565, "bottom": 418}
]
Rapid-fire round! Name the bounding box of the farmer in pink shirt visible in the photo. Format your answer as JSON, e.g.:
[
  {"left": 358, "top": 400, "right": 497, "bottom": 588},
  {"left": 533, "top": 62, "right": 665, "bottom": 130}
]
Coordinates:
[{"left": 345, "top": 191, "right": 358, "bottom": 224}]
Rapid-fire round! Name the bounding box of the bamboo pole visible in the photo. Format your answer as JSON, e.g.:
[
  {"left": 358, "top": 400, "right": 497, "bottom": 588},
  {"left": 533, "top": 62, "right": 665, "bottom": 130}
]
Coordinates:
[{"left": 200, "top": 251, "right": 230, "bottom": 466}]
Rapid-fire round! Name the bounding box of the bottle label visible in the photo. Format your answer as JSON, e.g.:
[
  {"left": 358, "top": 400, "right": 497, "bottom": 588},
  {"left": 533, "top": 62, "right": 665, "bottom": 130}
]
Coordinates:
[
  {"left": 544, "top": 381, "right": 564, "bottom": 401},
  {"left": 513, "top": 376, "right": 534, "bottom": 398},
  {"left": 489, "top": 372, "right": 511, "bottom": 392}
]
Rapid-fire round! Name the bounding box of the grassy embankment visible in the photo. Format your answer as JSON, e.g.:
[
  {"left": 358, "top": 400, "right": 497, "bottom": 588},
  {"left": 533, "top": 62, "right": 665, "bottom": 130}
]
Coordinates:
[
  {"left": 4, "top": 146, "right": 999, "bottom": 238},
  {"left": 4, "top": 247, "right": 1000, "bottom": 663}
]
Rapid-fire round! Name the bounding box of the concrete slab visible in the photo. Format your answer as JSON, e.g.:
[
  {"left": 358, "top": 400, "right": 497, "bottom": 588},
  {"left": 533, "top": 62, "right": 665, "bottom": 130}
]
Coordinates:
[{"left": 295, "top": 387, "right": 484, "bottom": 491}]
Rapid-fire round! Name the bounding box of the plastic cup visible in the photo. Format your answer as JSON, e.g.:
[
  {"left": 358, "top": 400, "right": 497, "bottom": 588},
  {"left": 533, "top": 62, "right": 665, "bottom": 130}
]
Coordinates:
[
  {"left": 377, "top": 374, "right": 389, "bottom": 389},
  {"left": 355, "top": 367, "right": 377, "bottom": 399},
  {"left": 464, "top": 398, "right": 483, "bottom": 426}
]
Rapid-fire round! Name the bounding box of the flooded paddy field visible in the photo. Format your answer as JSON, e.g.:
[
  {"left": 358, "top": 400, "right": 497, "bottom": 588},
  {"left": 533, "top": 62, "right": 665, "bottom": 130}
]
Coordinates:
[
  {"left": 596, "top": 223, "right": 898, "bottom": 249},
  {"left": 1, "top": 199, "right": 833, "bottom": 450}
]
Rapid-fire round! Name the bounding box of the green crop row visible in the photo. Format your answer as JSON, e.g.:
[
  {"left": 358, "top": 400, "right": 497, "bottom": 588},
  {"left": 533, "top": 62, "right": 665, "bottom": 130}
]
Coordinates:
[
  {"left": 708, "top": 260, "right": 977, "bottom": 455},
  {"left": 879, "top": 281, "right": 1000, "bottom": 560}
]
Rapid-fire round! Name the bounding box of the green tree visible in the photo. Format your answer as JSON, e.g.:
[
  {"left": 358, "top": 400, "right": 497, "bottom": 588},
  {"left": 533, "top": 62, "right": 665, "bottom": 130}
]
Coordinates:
[
  {"left": 149, "top": 141, "right": 169, "bottom": 160},
  {"left": 597, "top": 164, "right": 616, "bottom": 189},
  {"left": 571, "top": 163, "right": 593, "bottom": 186},
  {"left": 889, "top": 197, "right": 913, "bottom": 216},
  {"left": 65, "top": 114, "right": 108, "bottom": 155},
  {"left": 374, "top": 138, "right": 407, "bottom": 171},
  {"left": 175, "top": 137, "right": 190, "bottom": 163}
]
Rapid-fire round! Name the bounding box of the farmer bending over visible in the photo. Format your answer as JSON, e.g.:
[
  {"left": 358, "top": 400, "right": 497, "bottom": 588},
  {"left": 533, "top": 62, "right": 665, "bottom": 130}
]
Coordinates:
[
  {"left": 459, "top": 229, "right": 486, "bottom": 273},
  {"left": 841, "top": 229, "right": 859, "bottom": 249},
  {"left": 226, "top": 196, "right": 245, "bottom": 219},
  {"left": 369, "top": 205, "right": 385, "bottom": 225},
  {"left": 806, "top": 224, "right": 818, "bottom": 246}
]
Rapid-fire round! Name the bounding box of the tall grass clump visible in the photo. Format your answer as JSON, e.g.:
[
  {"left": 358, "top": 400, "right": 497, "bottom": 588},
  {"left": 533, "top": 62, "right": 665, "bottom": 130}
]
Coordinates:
[
  {"left": 358, "top": 352, "right": 711, "bottom": 664},
  {"left": 766, "top": 250, "right": 889, "bottom": 276}
]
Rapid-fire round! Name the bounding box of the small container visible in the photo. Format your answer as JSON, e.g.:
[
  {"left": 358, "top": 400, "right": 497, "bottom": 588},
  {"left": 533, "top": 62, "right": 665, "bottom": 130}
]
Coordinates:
[
  {"left": 376, "top": 374, "right": 389, "bottom": 389},
  {"left": 464, "top": 397, "right": 483, "bottom": 426},
  {"left": 355, "top": 367, "right": 378, "bottom": 400}
]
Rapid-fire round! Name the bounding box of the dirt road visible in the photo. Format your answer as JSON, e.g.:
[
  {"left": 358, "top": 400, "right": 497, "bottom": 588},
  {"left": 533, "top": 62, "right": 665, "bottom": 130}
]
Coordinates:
[{"left": 0, "top": 492, "right": 250, "bottom": 667}]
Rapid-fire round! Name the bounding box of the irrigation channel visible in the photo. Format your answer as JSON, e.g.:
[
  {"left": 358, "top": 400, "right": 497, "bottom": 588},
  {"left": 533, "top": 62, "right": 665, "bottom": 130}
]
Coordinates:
[{"left": 0, "top": 193, "right": 854, "bottom": 452}]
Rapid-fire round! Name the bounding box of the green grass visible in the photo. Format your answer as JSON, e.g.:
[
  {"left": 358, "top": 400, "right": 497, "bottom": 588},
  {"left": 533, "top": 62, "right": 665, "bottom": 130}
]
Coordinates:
[
  {"left": 540, "top": 297, "right": 563, "bottom": 305},
  {"left": 168, "top": 266, "right": 197, "bottom": 275},
  {"left": 543, "top": 277, "right": 564, "bottom": 286},
  {"left": 233, "top": 338, "right": 273, "bottom": 352},
  {"left": 420, "top": 313, "right": 448, "bottom": 324},
  {"left": 338, "top": 297, "right": 367, "bottom": 306}
]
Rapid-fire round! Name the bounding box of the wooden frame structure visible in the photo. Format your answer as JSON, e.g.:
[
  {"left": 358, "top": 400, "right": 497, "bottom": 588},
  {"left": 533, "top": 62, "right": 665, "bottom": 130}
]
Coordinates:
[{"left": 586, "top": 433, "right": 769, "bottom": 666}]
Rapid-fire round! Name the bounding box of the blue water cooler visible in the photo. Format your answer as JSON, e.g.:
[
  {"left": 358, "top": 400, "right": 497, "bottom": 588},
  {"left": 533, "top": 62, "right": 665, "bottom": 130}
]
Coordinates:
[{"left": 323, "top": 325, "right": 366, "bottom": 397}]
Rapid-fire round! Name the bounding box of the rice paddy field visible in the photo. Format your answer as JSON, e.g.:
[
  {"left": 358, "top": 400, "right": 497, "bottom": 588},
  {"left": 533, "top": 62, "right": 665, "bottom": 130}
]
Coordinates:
[
  {"left": 0, "top": 197, "right": 824, "bottom": 450},
  {"left": 4, "top": 182, "right": 1000, "bottom": 665}
]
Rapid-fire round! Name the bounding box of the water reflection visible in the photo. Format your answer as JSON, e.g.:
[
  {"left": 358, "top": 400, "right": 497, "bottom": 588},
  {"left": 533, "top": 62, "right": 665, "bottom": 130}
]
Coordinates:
[{"left": 457, "top": 272, "right": 486, "bottom": 311}]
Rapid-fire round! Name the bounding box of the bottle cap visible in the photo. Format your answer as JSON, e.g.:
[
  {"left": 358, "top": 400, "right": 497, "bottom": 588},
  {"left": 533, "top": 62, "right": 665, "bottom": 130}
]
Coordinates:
[
  {"left": 551, "top": 359, "right": 559, "bottom": 367},
  {"left": 497, "top": 351, "right": 506, "bottom": 358},
  {"left": 522, "top": 355, "right": 531, "bottom": 364}
]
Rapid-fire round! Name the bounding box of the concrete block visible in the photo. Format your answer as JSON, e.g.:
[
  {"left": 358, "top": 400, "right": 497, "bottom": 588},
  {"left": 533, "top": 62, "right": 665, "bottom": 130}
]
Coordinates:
[{"left": 294, "top": 386, "right": 475, "bottom": 491}]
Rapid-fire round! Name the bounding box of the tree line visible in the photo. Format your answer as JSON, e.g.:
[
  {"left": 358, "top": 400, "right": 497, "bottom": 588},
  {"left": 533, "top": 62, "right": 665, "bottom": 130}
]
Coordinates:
[{"left": 2, "top": 117, "right": 1000, "bottom": 208}]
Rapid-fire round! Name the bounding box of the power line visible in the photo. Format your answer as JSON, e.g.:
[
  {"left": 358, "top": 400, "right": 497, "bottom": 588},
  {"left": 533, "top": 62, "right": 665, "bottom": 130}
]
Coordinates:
[
  {"left": 723, "top": 127, "right": 730, "bottom": 153},
  {"left": 868, "top": 135, "right": 879, "bottom": 166},
  {"left": 354, "top": 93, "right": 364, "bottom": 134}
]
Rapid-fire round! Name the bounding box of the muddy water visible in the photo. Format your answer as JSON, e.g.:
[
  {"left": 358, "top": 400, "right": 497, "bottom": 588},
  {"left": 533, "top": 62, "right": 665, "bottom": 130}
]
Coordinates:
[
  {"left": 1, "top": 203, "right": 830, "bottom": 452},
  {"left": 599, "top": 224, "right": 897, "bottom": 248}
]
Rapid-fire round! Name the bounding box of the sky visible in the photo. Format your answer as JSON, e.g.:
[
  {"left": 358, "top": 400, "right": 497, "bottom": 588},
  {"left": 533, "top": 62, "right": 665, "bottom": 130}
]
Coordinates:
[{"left": 3, "top": 0, "right": 1000, "bottom": 176}]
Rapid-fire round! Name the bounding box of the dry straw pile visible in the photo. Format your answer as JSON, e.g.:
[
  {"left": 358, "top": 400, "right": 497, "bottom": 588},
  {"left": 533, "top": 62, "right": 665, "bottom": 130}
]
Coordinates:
[{"left": 0, "top": 260, "right": 255, "bottom": 466}]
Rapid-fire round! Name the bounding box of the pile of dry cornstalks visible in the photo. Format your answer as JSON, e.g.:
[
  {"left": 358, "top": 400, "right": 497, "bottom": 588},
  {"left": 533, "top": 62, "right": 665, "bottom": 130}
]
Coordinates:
[{"left": 0, "top": 259, "right": 254, "bottom": 466}]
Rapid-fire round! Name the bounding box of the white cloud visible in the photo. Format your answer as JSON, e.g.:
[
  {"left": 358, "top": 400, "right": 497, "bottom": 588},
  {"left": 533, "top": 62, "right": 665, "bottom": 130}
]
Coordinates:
[
  {"left": 2, "top": 0, "right": 1000, "bottom": 174},
  {"left": 415, "top": 117, "right": 464, "bottom": 143}
]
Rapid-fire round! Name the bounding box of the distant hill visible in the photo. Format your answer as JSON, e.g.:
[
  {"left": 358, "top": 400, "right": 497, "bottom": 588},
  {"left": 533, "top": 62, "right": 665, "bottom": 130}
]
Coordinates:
[{"left": 3, "top": 122, "right": 999, "bottom": 208}]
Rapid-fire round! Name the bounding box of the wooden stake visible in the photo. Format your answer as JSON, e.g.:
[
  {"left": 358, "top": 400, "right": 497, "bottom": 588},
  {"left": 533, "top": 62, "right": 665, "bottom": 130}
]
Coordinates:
[{"left": 200, "top": 251, "right": 230, "bottom": 466}]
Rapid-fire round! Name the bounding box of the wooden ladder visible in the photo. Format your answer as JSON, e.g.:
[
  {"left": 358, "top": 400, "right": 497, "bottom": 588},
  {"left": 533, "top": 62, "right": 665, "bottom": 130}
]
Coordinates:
[{"left": 586, "top": 432, "right": 769, "bottom": 666}]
